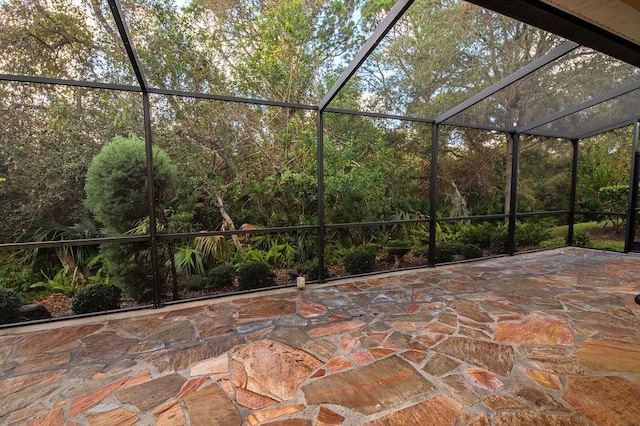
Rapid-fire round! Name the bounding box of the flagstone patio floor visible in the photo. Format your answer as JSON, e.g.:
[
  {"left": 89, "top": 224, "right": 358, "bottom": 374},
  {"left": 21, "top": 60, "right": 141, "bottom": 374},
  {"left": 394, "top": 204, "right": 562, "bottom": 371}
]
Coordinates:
[{"left": 1, "top": 247, "right": 640, "bottom": 425}]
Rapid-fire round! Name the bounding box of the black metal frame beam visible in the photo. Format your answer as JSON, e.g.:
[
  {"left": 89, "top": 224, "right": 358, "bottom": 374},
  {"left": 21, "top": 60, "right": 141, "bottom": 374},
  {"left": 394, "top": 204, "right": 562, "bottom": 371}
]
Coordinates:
[
  {"left": 157, "top": 225, "right": 318, "bottom": 241},
  {"left": 0, "top": 74, "right": 317, "bottom": 111},
  {"left": 516, "top": 210, "right": 571, "bottom": 217},
  {"left": 464, "top": 0, "right": 640, "bottom": 68},
  {"left": 435, "top": 40, "right": 578, "bottom": 124},
  {"left": 568, "top": 139, "right": 579, "bottom": 246},
  {"left": 317, "top": 112, "right": 326, "bottom": 281},
  {"left": 0, "top": 74, "right": 141, "bottom": 92},
  {"left": 625, "top": 119, "right": 640, "bottom": 252},
  {"left": 149, "top": 87, "right": 317, "bottom": 110},
  {"left": 142, "top": 93, "right": 162, "bottom": 308},
  {"left": 325, "top": 218, "right": 430, "bottom": 230},
  {"left": 107, "top": 0, "right": 148, "bottom": 91},
  {"left": 439, "top": 214, "right": 506, "bottom": 222},
  {"left": 428, "top": 124, "right": 439, "bottom": 266},
  {"left": 324, "top": 107, "right": 434, "bottom": 124},
  {"left": 507, "top": 132, "right": 520, "bottom": 255},
  {"left": 0, "top": 236, "right": 150, "bottom": 251},
  {"left": 440, "top": 121, "right": 517, "bottom": 134},
  {"left": 319, "top": 0, "right": 414, "bottom": 111}
]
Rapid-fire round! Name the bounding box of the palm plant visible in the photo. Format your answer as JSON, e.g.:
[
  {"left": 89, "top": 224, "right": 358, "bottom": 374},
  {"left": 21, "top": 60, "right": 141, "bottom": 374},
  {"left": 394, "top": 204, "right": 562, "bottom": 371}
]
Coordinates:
[{"left": 23, "top": 217, "right": 100, "bottom": 277}]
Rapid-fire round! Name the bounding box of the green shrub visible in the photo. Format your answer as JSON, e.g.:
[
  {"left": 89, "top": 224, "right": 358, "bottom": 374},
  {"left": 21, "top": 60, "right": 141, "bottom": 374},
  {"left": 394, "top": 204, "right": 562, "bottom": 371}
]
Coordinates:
[
  {"left": 0, "top": 256, "right": 41, "bottom": 294},
  {"left": 460, "top": 222, "right": 506, "bottom": 250},
  {"left": 434, "top": 242, "right": 463, "bottom": 263},
  {"left": 296, "top": 260, "right": 327, "bottom": 281},
  {"left": 461, "top": 244, "right": 483, "bottom": 259},
  {"left": 182, "top": 275, "right": 208, "bottom": 291},
  {"left": 357, "top": 243, "right": 378, "bottom": 256},
  {"left": 489, "top": 228, "right": 509, "bottom": 254},
  {"left": 71, "top": 283, "right": 122, "bottom": 315},
  {"left": 0, "top": 288, "right": 22, "bottom": 324},
  {"left": 570, "top": 230, "right": 591, "bottom": 247},
  {"left": 208, "top": 264, "right": 237, "bottom": 290},
  {"left": 100, "top": 243, "right": 158, "bottom": 302},
  {"left": 237, "top": 262, "right": 275, "bottom": 291},
  {"left": 85, "top": 135, "right": 176, "bottom": 233},
  {"left": 84, "top": 136, "right": 176, "bottom": 303},
  {"left": 597, "top": 185, "right": 628, "bottom": 214},
  {"left": 344, "top": 249, "right": 376, "bottom": 275},
  {"left": 516, "top": 222, "right": 553, "bottom": 247}
]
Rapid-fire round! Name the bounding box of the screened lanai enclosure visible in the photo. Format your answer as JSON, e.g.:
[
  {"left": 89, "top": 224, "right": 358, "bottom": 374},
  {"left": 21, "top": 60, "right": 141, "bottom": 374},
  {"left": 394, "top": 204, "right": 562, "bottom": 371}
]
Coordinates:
[{"left": 1, "top": 0, "right": 640, "bottom": 324}]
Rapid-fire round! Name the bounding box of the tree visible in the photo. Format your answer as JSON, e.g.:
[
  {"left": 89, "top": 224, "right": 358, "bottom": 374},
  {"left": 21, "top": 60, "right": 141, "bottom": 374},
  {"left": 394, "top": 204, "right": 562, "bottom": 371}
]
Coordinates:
[
  {"left": 357, "top": 0, "right": 636, "bottom": 219},
  {"left": 84, "top": 135, "right": 176, "bottom": 301},
  {"left": 85, "top": 135, "right": 176, "bottom": 233}
]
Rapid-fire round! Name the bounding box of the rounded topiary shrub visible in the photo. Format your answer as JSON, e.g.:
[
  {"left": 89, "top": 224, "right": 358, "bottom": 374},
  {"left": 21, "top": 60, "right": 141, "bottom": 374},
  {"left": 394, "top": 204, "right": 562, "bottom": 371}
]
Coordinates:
[
  {"left": 85, "top": 135, "right": 176, "bottom": 233},
  {"left": 461, "top": 243, "right": 483, "bottom": 260},
  {"left": 0, "top": 288, "right": 22, "bottom": 324},
  {"left": 344, "top": 249, "right": 375, "bottom": 275},
  {"left": 433, "top": 243, "right": 460, "bottom": 263},
  {"left": 71, "top": 283, "right": 122, "bottom": 315},
  {"left": 208, "top": 264, "right": 237, "bottom": 290},
  {"left": 237, "top": 262, "right": 275, "bottom": 291},
  {"left": 85, "top": 136, "right": 175, "bottom": 302}
]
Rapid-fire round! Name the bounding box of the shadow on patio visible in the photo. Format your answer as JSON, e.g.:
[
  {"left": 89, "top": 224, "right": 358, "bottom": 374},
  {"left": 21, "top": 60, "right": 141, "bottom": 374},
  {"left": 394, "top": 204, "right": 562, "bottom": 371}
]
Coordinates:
[{"left": 1, "top": 247, "right": 639, "bottom": 425}]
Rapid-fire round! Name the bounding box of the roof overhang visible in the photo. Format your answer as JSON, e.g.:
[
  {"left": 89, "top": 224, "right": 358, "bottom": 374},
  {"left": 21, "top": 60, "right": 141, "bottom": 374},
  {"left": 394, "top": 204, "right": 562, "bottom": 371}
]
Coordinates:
[{"left": 466, "top": 0, "right": 640, "bottom": 68}]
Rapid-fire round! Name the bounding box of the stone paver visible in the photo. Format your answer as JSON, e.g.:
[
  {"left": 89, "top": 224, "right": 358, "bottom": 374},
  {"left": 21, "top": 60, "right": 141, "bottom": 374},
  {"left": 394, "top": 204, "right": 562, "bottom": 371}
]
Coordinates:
[{"left": 0, "top": 247, "right": 639, "bottom": 425}]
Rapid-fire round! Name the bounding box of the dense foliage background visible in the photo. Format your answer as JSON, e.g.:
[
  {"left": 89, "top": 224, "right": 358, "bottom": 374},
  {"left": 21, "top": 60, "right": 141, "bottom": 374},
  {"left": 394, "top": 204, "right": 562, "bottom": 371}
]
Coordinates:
[{"left": 0, "top": 0, "right": 636, "bottom": 316}]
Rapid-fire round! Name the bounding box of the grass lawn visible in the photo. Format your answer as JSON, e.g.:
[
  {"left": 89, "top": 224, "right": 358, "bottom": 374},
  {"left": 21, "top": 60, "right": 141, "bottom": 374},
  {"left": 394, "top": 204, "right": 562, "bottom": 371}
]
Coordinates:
[{"left": 548, "top": 221, "right": 625, "bottom": 252}]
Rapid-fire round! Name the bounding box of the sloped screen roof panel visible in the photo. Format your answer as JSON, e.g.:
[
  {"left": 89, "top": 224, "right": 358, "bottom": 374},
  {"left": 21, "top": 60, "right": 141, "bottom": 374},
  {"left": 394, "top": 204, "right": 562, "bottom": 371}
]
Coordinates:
[
  {"left": 447, "top": 46, "right": 640, "bottom": 133},
  {"left": 118, "top": 0, "right": 367, "bottom": 105},
  {"left": 339, "top": 1, "right": 567, "bottom": 121},
  {"left": 0, "top": 0, "right": 139, "bottom": 86}
]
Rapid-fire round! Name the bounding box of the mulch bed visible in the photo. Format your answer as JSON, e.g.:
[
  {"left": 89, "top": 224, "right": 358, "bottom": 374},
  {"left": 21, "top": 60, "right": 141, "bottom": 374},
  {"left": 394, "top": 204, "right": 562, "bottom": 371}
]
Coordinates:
[{"left": 33, "top": 293, "right": 73, "bottom": 318}]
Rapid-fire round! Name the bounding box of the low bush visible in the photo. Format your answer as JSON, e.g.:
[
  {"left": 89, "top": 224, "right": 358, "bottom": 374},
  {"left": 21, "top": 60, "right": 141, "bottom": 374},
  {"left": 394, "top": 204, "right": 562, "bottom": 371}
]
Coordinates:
[
  {"left": 461, "top": 243, "right": 483, "bottom": 259},
  {"left": 516, "top": 222, "right": 553, "bottom": 247},
  {"left": 343, "top": 249, "right": 376, "bottom": 275},
  {"left": 208, "top": 264, "right": 237, "bottom": 290},
  {"left": 570, "top": 230, "right": 591, "bottom": 247},
  {"left": 0, "top": 288, "right": 22, "bottom": 324},
  {"left": 460, "top": 222, "right": 506, "bottom": 251},
  {"left": 182, "top": 275, "right": 208, "bottom": 291},
  {"left": 489, "top": 228, "right": 509, "bottom": 254},
  {"left": 0, "top": 256, "right": 40, "bottom": 294},
  {"left": 434, "top": 242, "right": 463, "bottom": 263},
  {"left": 71, "top": 283, "right": 122, "bottom": 315},
  {"left": 237, "top": 262, "right": 275, "bottom": 291}
]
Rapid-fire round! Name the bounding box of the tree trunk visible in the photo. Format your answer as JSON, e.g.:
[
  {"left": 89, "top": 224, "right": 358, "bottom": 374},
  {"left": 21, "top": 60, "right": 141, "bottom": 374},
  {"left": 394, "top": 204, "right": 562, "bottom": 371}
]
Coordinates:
[
  {"left": 158, "top": 208, "right": 180, "bottom": 301},
  {"left": 214, "top": 190, "right": 244, "bottom": 251}
]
